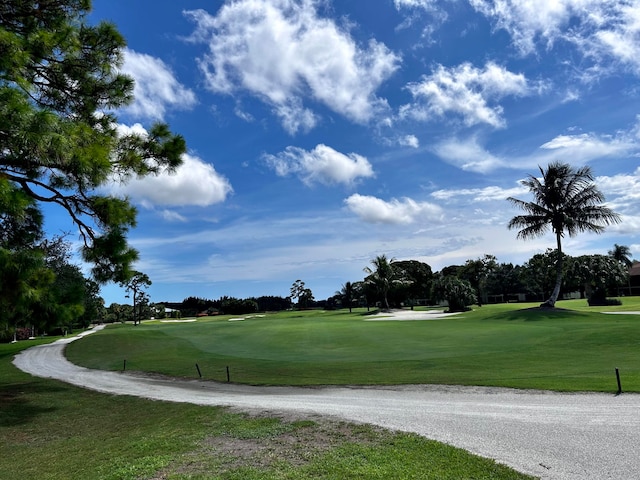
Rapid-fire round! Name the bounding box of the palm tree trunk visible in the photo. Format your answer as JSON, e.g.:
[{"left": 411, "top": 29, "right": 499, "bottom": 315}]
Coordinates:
[{"left": 543, "top": 232, "right": 563, "bottom": 307}]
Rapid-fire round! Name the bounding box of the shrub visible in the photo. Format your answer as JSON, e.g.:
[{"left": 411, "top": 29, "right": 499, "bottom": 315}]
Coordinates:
[{"left": 434, "top": 277, "right": 477, "bottom": 313}]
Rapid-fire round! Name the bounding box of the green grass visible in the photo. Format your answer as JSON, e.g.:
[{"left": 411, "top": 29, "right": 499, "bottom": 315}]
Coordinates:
[
  {"left": 1, "top": 341, "right": 533, "bottom": 479},
  {"left": 66, "top": 298, "right": 640, "bottom": 391}
]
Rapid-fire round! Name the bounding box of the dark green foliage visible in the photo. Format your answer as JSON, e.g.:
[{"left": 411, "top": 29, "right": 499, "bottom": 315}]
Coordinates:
[
  {"left": 434, "top": 276, "right": 477, "bottom": 312},
  {"left": 364, "top": 255, "right": 395, "bottom": 310},
  {"left": 390, "top": 260, "right": 434, "bottom": 307},
  {"left": 255, "top": 295, "right": 291, "bottom": 311},
  {"left": 220, "top": 296, "right": 259, "bottom": 315}
]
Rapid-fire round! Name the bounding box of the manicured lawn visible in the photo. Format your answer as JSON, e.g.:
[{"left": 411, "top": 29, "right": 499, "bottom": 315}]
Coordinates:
[
  {"left": 1, "top": 341, "right": 534, "bottom": 480},
  {"left": 66, "top": 298, "right": 640, "bottom": 391}
]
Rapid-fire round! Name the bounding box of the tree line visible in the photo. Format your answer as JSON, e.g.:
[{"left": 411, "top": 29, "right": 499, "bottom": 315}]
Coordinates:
[{"left": 329, "top": 248, "right": 633, "bottom": 315}]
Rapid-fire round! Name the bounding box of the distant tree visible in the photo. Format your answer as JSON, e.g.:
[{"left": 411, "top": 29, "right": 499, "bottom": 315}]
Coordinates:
[
  {"left": 458, "top": 255, "right": 497, "bottom": 306},
  {"left": 220, "top": 296, "right": 258, "bottom": 315},
  {"left": 120, "top": 271, "right": 151, "bottom": 325},
  {"left": 338, "top": 281, "right": 355, "bottom": 312},
  {"left": 520, "top": 249, "right": 569, "bottom": 301},
  {"left": 608, "top": 243, "right": 633, "bottom": 295},
  {"left": 434, "top": 276, "right": 477, "bottom": 313},
  {"left": 364, "top": 254, "right": 395, "bottom": 310},
  {"left": 439, "top": 264, "right": 462, "bottom": 278},
  {"left": 80, "top": 278, "right": 105, "bottom": 326},
  {"left": 608, "top": 244, "right": 633, "bottom": 268},
  {"left": 255, "top": 295, "right": 291, "bottom": 311},
  {"left": 299, "top": 288, "right": 314, "bottom": 309},
  {"left": 485, "top": 262, "right": 526, "bottom": 301},
  {"left": 290, "top": 279, "right": 306, "bottom": 308},
  {"left": 390, "top": 260, "right": 434, "bottom": 308},
  {"left": 568, "top": 254, "right": 627, "bottom": 303},
  {"left": 508, "top": 162, "right": 620, "bottom": 307}
]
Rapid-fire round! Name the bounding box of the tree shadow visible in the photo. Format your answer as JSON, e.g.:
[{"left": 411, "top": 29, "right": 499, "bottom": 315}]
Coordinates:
[
  {"left": 491, "top": 306, "right": 590, "bottom": 322},
  {"left": 0, "top": 381, "right": 62, "bottom": 427}
]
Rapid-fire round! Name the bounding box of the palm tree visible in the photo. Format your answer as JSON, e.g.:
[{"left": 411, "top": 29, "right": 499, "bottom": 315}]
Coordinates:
[
  {"left": 338, "top": 281, "right": 354, "bottom": 313},
  {"left": 608, "top": 244, "right": 633, "bottom": 268},
  {"left": 364, "top": 254, "right": 395, "bottom": 311},
  {"left": 609, "top": 244, "right": 633, "bottom": 295},
  {"left": 507, "top": 162, "right": 621, "bottom": 307}
]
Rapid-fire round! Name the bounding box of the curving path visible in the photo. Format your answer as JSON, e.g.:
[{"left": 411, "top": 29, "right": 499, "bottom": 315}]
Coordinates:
[{"left": 13, "top": 327, "right": 640, "bottom": 480}]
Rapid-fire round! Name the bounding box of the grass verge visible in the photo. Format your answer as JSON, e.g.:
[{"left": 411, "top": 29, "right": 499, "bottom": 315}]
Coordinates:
[{"left": 1, "top": 341, "right": 533, "bottom": 479}]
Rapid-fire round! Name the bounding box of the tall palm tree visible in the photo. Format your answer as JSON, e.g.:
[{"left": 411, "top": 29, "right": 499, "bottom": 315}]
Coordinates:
[
  {"left": 507, "top": 162, "right": 620, "bottom": 307},
  {"left": 364, "top": 254, "right": 395, "bottom": 311}
]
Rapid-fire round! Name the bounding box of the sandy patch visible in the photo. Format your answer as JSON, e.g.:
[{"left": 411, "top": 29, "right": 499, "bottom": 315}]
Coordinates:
[
  {"left": 364, "top": 309, "right": 462, "bottom": 321},
  {"left": 229, "top": 314, "right": 267, "bottom": 322},
  {"left": 160, "top": 319, "right": 197, "bottom": 323}
]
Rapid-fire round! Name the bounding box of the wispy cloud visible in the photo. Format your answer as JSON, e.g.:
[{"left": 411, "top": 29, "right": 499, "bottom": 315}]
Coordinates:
[
  {"left": 470, "top": 0, "right": 640, "bottom": 75},
  {"left": 121, "top": 48, "right": 197, "bottom": 120},
  {"left": 431, "top": 184, "right": 528, "bottom": 202},
  {"left": 433, "top": 136, "right": 507, "bottom": 172},
  {"left": 435, "top": 126, "right": 640, "bottom": 174},
  {"left": 185, "top": 0, "right": 400, "bottom": 134}
]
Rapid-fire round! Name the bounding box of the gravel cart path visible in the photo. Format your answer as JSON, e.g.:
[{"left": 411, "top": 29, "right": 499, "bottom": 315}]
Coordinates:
[{"left": 12, "top": 326, "right": 640, "bottom": 480}]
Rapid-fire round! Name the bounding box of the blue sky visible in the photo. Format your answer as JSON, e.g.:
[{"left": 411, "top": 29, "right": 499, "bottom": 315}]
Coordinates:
[{"left": 69, "top": 0, "right": 640, "bottom": 305}]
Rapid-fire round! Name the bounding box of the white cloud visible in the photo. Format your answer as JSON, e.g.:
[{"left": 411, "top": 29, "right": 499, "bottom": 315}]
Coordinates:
[
  {"left": 345, "top": 194, "right": 443, "bottom": 224},
  {"left": 264, "top": 144, "right": 375, "bottom": 186},
  {"left": 399, "top": 135, "right": 420, "bottom": 148},
  {"left": 402, "top": 62, "right": 533, "bottom": 128},
  {"left": 185, "top": 0, "right": 399, "bottom": 133},
  {"left": 538, "top": 132, "right": 635, "bottom": 162},
  {"left": 470, "top": 0, "right": 640, "bottom": 75},
  {"left": 394, "top": 0, "right": 438, "bottom": 8},
  {"left": 597, "top": 167, "right": 640, "bottom": 209},
  {"left": 433, "top": 136, "right": 507, "bottom": 172},
  {"left": 469, "top": 0, "right": 578, "bottom": 54},
  {"left": 108, "top": 153, "right": 233, "bottom": 207},
  {"left": 160, "top": 210, "right": 188, "bottom": 222},
  {"left": 431, "top": 184, "right": 528, "bottom": 201},
  {"left": 121, "top": 49, "right": 197, "bottom": 120}
]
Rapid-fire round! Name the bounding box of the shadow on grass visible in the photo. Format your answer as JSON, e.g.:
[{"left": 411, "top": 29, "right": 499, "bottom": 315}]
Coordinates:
[
  {"left": 0, "top": 381, "right": 62, "bottom": 427},
  {"left": 492, "top": 306, "right": 591, "bottom": 322}
]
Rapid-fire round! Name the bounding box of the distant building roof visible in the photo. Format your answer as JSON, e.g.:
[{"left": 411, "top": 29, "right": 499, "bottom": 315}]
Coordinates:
[{"left": 630, "top": 262, "right": 640, "bottom": 277}]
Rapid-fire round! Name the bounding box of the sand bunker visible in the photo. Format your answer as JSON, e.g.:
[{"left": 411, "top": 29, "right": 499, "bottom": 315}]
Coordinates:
[{"left": 364, "top": 309, "right": 462, "bottom": 321}]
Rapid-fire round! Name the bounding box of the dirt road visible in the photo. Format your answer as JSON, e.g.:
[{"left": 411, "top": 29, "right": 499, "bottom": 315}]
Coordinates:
[{"left": 12, "top": 326, "right": 640, "bottom": 480}]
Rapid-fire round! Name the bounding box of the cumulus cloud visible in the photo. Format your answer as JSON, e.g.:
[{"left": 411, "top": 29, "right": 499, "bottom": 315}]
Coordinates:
[
  {"left": 264, "top": 144, "right": 374, "bottom": 186},
  {"left": 184, "top": 0, "right": 399, "bottom": 134},
  {"left": 120, "top": 49, "right": 197, "bottom": 120},
  {"left": 433, "top": 136, "right": 507, "bottom": 172},
  {"left": 107, "top": 152, "right": 233, "bottom": 208},
  {"left": 401, "top": 62, "right": 533, "bottom": 128},
  {"left": 470, "top": 0, "right": 640, "bottom": 75},
  {"left": 345, "top": 194, "right": 443, "bottom": 224}
]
